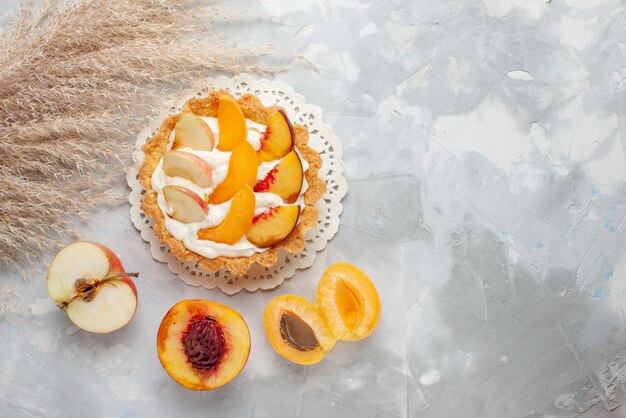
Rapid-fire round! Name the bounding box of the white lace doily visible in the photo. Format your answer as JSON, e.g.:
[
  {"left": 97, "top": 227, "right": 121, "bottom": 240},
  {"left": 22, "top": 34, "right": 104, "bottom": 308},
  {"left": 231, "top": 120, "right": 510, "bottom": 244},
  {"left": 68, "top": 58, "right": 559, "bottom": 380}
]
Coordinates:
[{"left": 127, "top": 74, "right": 347, "bottom": 294}]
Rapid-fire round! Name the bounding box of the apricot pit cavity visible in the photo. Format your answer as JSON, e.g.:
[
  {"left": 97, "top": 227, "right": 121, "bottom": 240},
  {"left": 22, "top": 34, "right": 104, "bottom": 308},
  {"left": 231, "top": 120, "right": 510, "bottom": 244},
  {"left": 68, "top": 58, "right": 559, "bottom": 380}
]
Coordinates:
[{"left": 335, "top": 280, "right": 360, "bottom": 331}]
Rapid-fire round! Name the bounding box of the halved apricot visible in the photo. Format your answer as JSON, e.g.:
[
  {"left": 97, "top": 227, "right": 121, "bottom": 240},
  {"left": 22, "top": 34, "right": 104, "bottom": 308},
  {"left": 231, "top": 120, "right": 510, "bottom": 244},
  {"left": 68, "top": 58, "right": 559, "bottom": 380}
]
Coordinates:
[
  {"left": 253, "top": 150, "right": 303, "bottom": 204},
  {"left": 257, "top": 109, "right": 294, "bottom": 162},
  {"left": 263, "top": 295, "right": 335, "bottom": 365},
  {"left": 217, "top": 95, "right": 247, "bottom": 151},
  {"left": 316, "top": 263, "right": 380, "bottom": 341},
  {"left": 198, "top": 185, "right": 255, "bottom": 244},
  {"left": 263, "top": 263, "right": 380, "bottom": 365},
  {"left": 247, "top": 205, "right": 300, "bottom": 248},
  {"left": 156, "top": 300, "right": 251, "bottom": 391},
  {"left": 209, "top": 140, "right": 258, "bottom": 205}
]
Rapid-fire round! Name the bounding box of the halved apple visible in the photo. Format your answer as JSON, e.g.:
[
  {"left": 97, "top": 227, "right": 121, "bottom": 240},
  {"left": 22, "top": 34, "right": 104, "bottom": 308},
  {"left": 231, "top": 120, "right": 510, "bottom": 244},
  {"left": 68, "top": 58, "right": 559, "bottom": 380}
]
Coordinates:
[
  {"left": 163, "top": 185, "right": 209, "bottom": 223},
  {"left": 198, "top": 186, "right": 255, "bottom": 244},
  {"left": 209, "top": 140, "right": 258, "bottom": 205},
  {"left": 254, "top": 150, "right": 303, "bottom": 203},
  {"left": 173, "top": 112, "right": 215, "bottom": 151},
  {"left": 257, "top": 110, "right": 294, "bottom": 162},
  {"left": 247, "top": 205, "right": 300, "bottom": 248},
  {"left": 162, "top": 151, "right": 213, "bottom": 188},
  {"left": 217, "top": 95, "right": 247, "bottom": 151},
  {"left": 46, "top": 242, "right": 138, "bottom": 333}
]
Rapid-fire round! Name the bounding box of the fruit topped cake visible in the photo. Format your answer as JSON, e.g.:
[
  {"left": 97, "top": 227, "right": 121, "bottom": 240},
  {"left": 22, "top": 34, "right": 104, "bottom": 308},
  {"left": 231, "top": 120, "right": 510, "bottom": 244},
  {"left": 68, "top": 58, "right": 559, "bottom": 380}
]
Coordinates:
[{"left": 139, "top": 91, "right": 325, "bottom": 276}]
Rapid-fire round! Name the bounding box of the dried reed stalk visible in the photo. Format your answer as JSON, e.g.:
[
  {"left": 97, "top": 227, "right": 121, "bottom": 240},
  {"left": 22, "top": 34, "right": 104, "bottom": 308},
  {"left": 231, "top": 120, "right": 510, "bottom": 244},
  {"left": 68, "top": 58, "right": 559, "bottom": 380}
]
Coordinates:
[{"left": 0, "top": 0, "right": 284, "bottom": 272}]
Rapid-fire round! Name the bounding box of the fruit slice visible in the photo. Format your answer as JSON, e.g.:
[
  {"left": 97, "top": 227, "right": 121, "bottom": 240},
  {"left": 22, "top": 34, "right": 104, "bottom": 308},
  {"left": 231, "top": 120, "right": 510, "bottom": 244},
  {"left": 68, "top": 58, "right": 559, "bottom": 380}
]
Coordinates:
[
  {"left": 247, "top": 205, "right": 300, "bottom": 248},
  {"left": 257, "top": 110, "right": 294, "bottom": 162},
  {"left": 316, "top": 263, "right": 380, "bottom": 341},
  {"left": 217, "top": 95, "right": 247, "bottom": 151},
  {"left": 263, "top": 295, "right": 335, "bottom": 365},
  {"left": 162, "top": 151, "right": 213, "bottom": 188},
  {"left": 253, "top": 151, "right": 303, "bottom": 204},
  {"left": 198, "top": 186, "right": 255, "bottom": 244},
  {"left": 163, "top": 185, "right": 209, "bottom": 223},
  {"left": 173, "top": 112, "right": 215, "bottom": 151},
  {"left": 209, "top": 140, "right": 258, "bottom": 204},
  {"left": 46, "top": 242, "right": 138, "bottom": 333},
  {"left": 157, "top": 300, "right": 251, "bottom": 391}
]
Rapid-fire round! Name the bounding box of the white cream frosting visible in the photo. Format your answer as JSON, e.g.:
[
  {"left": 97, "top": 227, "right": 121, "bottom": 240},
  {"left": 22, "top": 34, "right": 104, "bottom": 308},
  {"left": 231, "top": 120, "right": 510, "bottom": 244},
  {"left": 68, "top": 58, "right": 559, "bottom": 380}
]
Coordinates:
[{"left": 151, "top": 116, "right": 309, "bottom": 258}]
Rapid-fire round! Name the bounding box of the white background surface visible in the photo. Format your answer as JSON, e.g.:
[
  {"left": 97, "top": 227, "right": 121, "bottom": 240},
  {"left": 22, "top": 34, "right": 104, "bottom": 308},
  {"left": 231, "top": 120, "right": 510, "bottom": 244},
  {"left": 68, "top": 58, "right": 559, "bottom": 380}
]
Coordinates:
[{"left": 1, "top": 0, "right": 626, "bottom": 417}]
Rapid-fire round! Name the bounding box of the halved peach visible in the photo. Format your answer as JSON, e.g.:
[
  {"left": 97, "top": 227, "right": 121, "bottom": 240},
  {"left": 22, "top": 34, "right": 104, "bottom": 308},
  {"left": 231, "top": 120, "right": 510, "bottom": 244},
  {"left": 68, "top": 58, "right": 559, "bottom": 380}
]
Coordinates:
[
  {"left": 263, "top": 295, "right": 335, "bottom": 365},
  {"left": 217, "top": 95, "right": 247, "bottom": 151},
  {"left": 316, "top": 263, "right": 380, "bottom": 341},
  {"left": 162, "top": 151, "right": 213, "bottom": 188},
  {"left": 257, "top": 109, "right": 294, "bottom": 162},
  {"left": 157, "top": 300, "right": 251, "bottom": 391},
  {"left": 198, "top": 186, "right": 255, "bottom": 244},
  {"left": 209, "top": 140, "right": 258, "bottom": 205},
  {"left": 253, "top": 151, "right": 303, "bottom": 204},
  {"left": 247, "top": 205, "right": 300, "bottom": 248},
  {"left": 173, "top": 112, "right": 215, "bottom": 151},
  {"left": 163, "top": 185, "right": 209, "bottom": 223}
]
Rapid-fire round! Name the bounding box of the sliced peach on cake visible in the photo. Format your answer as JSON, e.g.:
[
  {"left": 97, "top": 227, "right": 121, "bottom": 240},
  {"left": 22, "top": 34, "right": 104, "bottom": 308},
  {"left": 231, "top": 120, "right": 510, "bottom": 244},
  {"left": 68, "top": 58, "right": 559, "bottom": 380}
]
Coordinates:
[
  {"left": 217, "top": 95, "right": 247, "bottom": 151},
  {"left": 162, "top": 151, "right": 213, "bottom": 188},
  {"left": 198, "top": 186, "right": 255, "bottom": 245},
  {"left": 173, "top": 112, "right": 215, "bottom": 151},
  {"left": 157, "top": 300, "right": 251, "bottom": 391},
  {"left": 247, "top": 205, "right": 300, "bottom": 248},
  {"left": 257, "top": 109, "right": 294, "bottom": 162},
  {"left": 254, "top": 151, "right": 303, "bottom": 204},
  {"left": 316, "top": 263, "right": 380, "bottom": 341},
  {"left": 264, "top": 295, "right": 335, "bottom": 365},
  {"left": 163, "top": 185, "right": 208, "bottom": 223},
  {"left": 209, "top": 140, "right": 258, "bottom": 205}
]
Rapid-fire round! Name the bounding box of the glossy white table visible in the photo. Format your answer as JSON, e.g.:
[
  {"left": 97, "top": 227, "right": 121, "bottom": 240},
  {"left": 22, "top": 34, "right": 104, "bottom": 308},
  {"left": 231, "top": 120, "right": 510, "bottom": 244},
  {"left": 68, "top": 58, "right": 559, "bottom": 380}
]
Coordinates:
[{"left": 1, "top": 0, "right": 625, "bottom": 416}]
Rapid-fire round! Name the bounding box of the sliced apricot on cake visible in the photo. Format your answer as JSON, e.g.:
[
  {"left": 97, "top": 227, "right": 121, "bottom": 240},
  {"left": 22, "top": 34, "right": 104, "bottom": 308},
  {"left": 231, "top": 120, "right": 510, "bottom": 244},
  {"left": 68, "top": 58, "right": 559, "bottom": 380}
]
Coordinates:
[
  {"left": 316, "top": 263, "right": 380, "bottom": 341},
  {"left": 198, "top": 186, "right": 255, "bottom": 244},
  {"left": 163, "top": 186, "right": 208, "bottom": 223},
  {"left": 157, "top": 300, "right": 251, "bottom": 390},
  {"left": 162, "top": 151, "right": 213, "bottom": 188},
  {"left": 217, "top": 95, "right": 247, "bottom": 151},
  {"left": 173, "top": 112, "right": 215, "bottom": 151},
  {"left": 247, "top": 205, "right": 299, "bottom": 248},
  {"left": 254, "top": 150, "right": 303, "bottom": 204},
  {"left": 264, "top": 295, "right": 335, "bottom": 365},
  {"left": 257, "top": 109, "right": 294, "bottom": 162},
  {"left": 209, "top": 140, "right": 259, "bottom": 205}
]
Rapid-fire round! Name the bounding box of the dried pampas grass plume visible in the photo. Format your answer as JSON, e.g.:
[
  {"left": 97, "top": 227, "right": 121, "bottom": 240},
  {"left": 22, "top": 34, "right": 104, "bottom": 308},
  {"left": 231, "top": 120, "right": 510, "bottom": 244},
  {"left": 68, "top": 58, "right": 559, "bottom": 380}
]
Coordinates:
[{"left": 0, "top": 0, "right": 288, "bottom": 271}]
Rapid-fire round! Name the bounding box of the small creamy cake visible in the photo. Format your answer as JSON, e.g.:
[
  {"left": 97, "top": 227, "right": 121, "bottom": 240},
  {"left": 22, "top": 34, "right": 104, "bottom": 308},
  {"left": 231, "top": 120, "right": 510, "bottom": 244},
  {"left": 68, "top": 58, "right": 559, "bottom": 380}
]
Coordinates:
[{"left": 139, "top": 91, "right": 325, "bottom": 276}]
